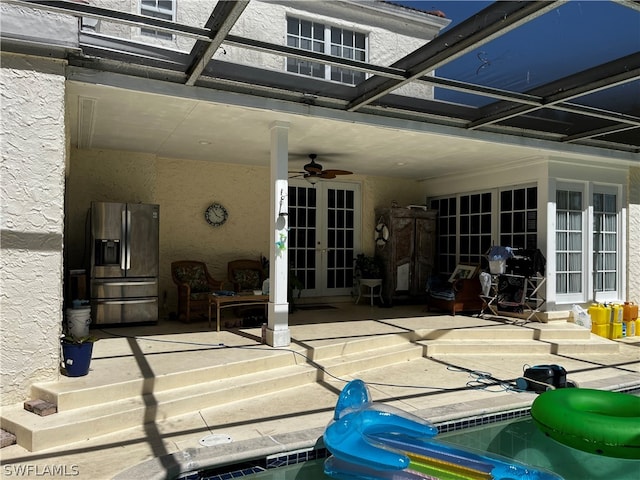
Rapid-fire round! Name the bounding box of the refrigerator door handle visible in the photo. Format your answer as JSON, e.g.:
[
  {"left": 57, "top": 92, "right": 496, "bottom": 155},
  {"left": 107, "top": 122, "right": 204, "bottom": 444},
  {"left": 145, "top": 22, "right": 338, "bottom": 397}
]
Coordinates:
[
  {"left": 93, "top": 281, "right": 157, "bottom": 287},
  {"left": 125, "top": 210, "right": 132, "bottom": 271},
  {"left": 121, "top": 210, "right": 127, "bottom": 271},
  {"left": 95, "top": 299, "right": 157, "bottom": 305}
]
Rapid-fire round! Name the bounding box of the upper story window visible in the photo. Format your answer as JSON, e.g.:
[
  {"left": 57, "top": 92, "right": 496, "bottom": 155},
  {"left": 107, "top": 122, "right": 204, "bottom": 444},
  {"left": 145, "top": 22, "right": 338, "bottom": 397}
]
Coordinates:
[
  {"left": 141, "top": 0, "right": 174, "bottom": 40},
  {"left": 286, "top": 17, "right": 367, "bottom": 86}
]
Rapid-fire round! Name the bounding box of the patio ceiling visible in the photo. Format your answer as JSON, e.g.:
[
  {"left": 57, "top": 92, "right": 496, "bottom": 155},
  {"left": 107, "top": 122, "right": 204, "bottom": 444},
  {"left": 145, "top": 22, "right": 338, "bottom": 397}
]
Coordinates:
[{"left": 3, "top": 0, "right": 639, "bottom": 179}]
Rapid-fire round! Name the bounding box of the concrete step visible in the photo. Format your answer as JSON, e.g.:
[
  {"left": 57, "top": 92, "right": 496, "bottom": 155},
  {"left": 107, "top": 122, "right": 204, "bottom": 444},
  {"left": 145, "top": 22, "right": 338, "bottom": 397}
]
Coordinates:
[
  {"left": 1, "top": 318, "right": 618, "bottom": 454},
  {"left": 413, "top": 325, "right": 532, "bottom": 341},
  {"left": 413, "top": 323, "right": 593, "bottom": 342},
  {"left": 318, "top": 343, "right": 424, "bottom": 378},
  {"left": 551, "top": 335, "right": 620, "bottom": 354},
  {"left": 420, "top": 333, "right": 619, "bottom": 356},
  {"left": 1, "top": 364, "right": 317, "bottom": 452},
  {"left": 30, "top": 345, "right": 296, "bottom": 411},
  {"left": 419, "top": 339, "right": 553, "bottom": 356},
  {"left": 307, "top": 332, "right": 413, "bottom": 361}
]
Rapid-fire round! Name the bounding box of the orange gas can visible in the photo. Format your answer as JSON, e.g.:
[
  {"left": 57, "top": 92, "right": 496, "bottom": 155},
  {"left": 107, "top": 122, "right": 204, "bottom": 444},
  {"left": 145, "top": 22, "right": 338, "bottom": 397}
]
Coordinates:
[{"left": 623, "top": 302, "right": 638, "bottom": 321}]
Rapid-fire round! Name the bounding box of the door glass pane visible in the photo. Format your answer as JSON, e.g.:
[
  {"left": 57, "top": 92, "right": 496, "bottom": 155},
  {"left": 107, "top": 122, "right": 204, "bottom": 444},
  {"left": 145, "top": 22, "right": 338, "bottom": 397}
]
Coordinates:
[
  {"left": 430, "top": 196, "right": 457, "bottom": 274},
  {"left": 289, "top": 185, "right": 317, "bottom": 290},
  {"left": 555, "top": 189, "right": 582, "bottom": 296},
  {"left": 593, "top": 191, "right": 617, "bottom": 293},
  {"left": 458, "top": 192, "right": 492, "bottom": 266},
  {"left": 500, "top": 186, "right": 537, "bottom": 249},
  {"left": 327, "top": 186, "right": 356, "bottom": 291}
]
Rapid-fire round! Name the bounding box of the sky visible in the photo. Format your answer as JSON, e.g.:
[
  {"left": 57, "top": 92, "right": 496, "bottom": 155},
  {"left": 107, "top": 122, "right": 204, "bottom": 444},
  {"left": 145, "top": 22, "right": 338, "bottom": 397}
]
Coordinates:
[{"left": 390, "top": 1, "right": 640, "bottom": 109}]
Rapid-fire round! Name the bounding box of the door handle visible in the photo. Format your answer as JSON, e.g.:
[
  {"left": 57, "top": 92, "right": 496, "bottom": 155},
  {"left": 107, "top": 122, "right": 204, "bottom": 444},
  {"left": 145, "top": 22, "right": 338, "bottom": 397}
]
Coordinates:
[
  {"left": 96, "top": 299, "right": 157, "bottom": 305},
  {"left": 121, "top": 210, "right": 127, "bottom": 270},
  {"left": 125, "top": 210, "right": 131, "bottom": 270}
]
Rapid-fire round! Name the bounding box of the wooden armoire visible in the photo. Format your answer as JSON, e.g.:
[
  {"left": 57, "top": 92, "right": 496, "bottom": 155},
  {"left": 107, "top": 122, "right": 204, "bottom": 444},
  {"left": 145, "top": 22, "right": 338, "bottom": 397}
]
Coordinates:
[{"left": 375, "top": 206, "right": 437, "bottom": 304}]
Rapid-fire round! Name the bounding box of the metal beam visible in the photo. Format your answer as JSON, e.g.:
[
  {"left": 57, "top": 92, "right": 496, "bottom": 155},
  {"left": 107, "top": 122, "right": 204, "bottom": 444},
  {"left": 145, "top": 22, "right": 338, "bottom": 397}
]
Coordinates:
[
  {"left": 562, "top": 124, "right": 640, "bottom": 143},
  {"left": 346, "top": 1, "right": 563, "bottom": 112},
  {"left": 469, "top": 52, "right": 640, "bottom": 129},
  {"left": 185, "top": 1, "right": 249, "bottom": 86}
]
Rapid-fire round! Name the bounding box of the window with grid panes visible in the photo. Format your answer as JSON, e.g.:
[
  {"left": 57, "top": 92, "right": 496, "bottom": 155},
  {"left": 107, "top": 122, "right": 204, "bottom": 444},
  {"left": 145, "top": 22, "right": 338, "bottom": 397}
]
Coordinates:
[
  {"left": 459, "top": 192, "right": 492, "bottom": 266},
  {"left": 593, "top": 191, "right": 617, "bottom": 292},
  {"left": 500, "top": 187, "right": 537, "bottom": 249},
  {"left": 288, "top": 185, "right": 317, "bottom": 290},
  {"left": 326, "top": 188, "right": 355, "bottom": 289},
  {"left": 286, "top": 17, "right": 367, "bottom": 85},
  {"left": 141, "top": 0, "right": 174, "bottom": 39},
  {"left": 556, "top": 189, "right": 583, "bottom": 295},
  {"left": 430, "top": 197, "right": 457, "bottom": 275}
]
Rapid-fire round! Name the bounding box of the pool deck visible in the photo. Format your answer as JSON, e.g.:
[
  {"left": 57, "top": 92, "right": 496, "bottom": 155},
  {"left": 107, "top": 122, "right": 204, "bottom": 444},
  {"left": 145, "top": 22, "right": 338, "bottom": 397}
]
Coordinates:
[{"left": 1, "top": 302, "right": 639, "bottom": 480}]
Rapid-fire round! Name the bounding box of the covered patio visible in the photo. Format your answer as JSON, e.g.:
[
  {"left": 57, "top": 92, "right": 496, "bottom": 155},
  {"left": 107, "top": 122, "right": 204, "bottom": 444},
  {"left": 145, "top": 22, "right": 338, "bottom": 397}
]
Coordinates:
[
  {"left": 1, "top": 2, "right": 639, "bottom": 471},
  {"left": 1, "top": 303, "right": 639, "bottom": 478}
]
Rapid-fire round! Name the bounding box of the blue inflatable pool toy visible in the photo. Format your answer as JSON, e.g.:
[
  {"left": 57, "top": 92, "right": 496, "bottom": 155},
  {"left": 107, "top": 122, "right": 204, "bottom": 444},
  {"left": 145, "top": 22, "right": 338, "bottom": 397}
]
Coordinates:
[{"left": 323, "top": 379, "right": 564, "bottom": 480}]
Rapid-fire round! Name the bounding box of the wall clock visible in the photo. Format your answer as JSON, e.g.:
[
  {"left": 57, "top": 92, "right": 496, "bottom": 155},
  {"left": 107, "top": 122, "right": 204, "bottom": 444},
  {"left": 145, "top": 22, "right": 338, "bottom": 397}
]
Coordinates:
[{"left": 205, "top": 203, "right": 228, "bottom": 227}]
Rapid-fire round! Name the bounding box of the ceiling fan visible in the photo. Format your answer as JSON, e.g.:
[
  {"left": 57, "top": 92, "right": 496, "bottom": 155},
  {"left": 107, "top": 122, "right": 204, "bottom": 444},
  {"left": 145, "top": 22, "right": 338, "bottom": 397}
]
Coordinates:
[{"left": 289, "top": 154, "right": 353, "bottom": 185}]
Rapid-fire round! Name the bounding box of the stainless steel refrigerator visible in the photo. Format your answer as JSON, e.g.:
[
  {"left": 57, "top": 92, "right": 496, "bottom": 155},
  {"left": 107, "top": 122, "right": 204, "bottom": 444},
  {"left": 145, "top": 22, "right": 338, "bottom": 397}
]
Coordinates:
[{"left": 90, "top": 202, "right": 159, "bottom": 324}]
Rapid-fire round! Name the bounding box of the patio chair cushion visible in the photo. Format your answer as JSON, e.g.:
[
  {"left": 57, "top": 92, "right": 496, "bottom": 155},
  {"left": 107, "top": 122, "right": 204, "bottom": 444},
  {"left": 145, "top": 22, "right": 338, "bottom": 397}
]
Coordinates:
[
  {"left": 174, "top": 265, "right": 210, "bottom": 293},
  {"left": 232, "top": 269, "right": 262, "bottom": 291}
]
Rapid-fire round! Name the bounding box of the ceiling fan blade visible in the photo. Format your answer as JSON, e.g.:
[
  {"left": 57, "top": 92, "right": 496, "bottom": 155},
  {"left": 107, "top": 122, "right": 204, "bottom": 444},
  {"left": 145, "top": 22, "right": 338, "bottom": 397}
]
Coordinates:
[
  {"left": 319, "top": 171, "right": 337, "bottom": 179},
  {"left": 323, "top": 169, "right": 352, "bottom": 176}
]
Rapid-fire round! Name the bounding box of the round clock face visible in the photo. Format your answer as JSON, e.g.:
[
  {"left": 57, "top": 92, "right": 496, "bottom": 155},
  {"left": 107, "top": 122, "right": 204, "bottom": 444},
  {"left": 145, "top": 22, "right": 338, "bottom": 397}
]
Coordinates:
[{"left": 205, "top": 203, "right": 228, "bottom": 227}]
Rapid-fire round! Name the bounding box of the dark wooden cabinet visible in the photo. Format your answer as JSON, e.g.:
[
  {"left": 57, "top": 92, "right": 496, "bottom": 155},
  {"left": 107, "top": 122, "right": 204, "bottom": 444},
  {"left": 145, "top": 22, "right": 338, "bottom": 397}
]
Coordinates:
[{"left": 375, "top": 207, "right": 436, "bottom": 304}]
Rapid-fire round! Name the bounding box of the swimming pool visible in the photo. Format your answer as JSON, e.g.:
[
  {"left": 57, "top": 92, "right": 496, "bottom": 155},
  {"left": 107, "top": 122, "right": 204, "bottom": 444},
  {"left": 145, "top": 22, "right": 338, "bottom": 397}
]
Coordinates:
[{"left": 191, "top": 416, "right": 640, "bottom": 480}]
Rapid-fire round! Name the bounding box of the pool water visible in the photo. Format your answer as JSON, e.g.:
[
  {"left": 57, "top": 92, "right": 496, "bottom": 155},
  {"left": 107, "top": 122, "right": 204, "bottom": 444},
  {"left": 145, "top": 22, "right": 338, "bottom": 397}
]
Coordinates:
[
  {"left": 212, "top": 417, "right": 639, "bottom": 480},
  {"left": 440, "top": 417, "right": 639, "bottom": 480}
]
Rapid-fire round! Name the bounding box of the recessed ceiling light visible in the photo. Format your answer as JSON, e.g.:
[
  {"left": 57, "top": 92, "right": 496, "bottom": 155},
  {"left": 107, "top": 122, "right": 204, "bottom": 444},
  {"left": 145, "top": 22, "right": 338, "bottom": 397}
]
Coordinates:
[
  {"left": 199, "top": 140, "right": 211, "bottom": 145},
  {"left": 396, "top": 162, "right": 406, "bottom": 166}
]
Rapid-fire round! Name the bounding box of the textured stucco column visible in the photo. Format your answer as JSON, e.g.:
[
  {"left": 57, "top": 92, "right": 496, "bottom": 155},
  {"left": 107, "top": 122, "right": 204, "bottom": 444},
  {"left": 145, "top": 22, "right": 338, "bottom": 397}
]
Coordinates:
[
  {"left": 1, "top": 54, "right": 67, "bottom": 405},
  {"left": 266, "top": 121, "right": 290, "bottom": 347}
]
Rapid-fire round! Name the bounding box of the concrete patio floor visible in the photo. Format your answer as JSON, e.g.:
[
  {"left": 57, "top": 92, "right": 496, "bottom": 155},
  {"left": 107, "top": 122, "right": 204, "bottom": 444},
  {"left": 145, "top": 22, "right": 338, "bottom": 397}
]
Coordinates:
[{"left": 1, "top": 302, "right": 639, "bottom": 480}]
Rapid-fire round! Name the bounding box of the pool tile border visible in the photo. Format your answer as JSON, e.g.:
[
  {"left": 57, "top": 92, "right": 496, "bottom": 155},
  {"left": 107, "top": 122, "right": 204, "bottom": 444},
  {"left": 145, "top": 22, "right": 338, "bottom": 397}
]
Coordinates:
[{"left": 190, "top": 408, "right": 534, "bottom": 480}]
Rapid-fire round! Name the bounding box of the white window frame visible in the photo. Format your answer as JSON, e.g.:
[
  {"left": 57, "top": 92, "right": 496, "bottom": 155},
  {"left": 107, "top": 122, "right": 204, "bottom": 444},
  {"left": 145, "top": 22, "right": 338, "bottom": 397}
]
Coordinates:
[
  {"left": 140, "top": 0, "right": 175, "bottom": 40},
  {"left": 286, "top": 16, "right": 368, "bottom": 86},
  {"left": 554, "top": 182, "right": 587, "bottom": 304},
  {"left": 590, "top": 183, "right": 623, "bottom": 303}
]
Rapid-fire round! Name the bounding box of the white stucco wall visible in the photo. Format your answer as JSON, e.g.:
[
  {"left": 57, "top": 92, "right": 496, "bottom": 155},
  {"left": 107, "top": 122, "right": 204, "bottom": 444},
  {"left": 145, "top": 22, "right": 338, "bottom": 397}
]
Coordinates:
[
  {"left": 65, "top": 148, "right": 426, "bottom": 318},
  {"left": 1, "top": 54, "right": 67, "bottom": 406},
  {"left": 91, "top": 0, "right": 442, "bottom": 100}
]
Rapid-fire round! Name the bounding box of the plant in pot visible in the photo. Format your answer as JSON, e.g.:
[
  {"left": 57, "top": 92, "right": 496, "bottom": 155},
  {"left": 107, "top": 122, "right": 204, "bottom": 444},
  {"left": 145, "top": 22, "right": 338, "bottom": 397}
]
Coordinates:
[
  {"left": 353, "top": 254, "right": 384, "bottom": 280},
  {"left": 60, "top": 334, "right": 97, "bottom": 377}
]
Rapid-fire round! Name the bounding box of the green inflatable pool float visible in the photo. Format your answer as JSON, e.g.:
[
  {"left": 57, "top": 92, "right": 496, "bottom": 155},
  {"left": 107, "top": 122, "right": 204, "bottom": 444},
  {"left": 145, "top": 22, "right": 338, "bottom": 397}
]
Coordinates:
[{"left": 531, "top": 388, "right": 640, "bottom": 459}]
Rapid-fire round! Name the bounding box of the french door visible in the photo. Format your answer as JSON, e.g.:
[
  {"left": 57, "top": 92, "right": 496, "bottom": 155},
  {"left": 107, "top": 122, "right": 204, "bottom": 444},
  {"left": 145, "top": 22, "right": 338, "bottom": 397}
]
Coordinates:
[{"left": 288, "top": 180, "right": 361, "bottom": 297}]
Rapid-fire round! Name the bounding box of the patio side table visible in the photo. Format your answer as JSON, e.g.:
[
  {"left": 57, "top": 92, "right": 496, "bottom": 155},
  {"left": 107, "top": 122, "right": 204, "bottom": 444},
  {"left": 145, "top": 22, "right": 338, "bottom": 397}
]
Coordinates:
[{"left": 356, "top": 279, "right": 384, "bottom": 306}]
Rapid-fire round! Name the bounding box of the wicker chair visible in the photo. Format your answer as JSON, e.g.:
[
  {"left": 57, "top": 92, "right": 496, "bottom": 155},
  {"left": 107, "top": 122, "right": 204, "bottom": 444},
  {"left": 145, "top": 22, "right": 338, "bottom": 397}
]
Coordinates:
[
  {"left": 171, "top": 261, "right": 225, "bottom": 322},
  {"left": 227, "top": 259, "right": 265, "bottom": 293}
]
